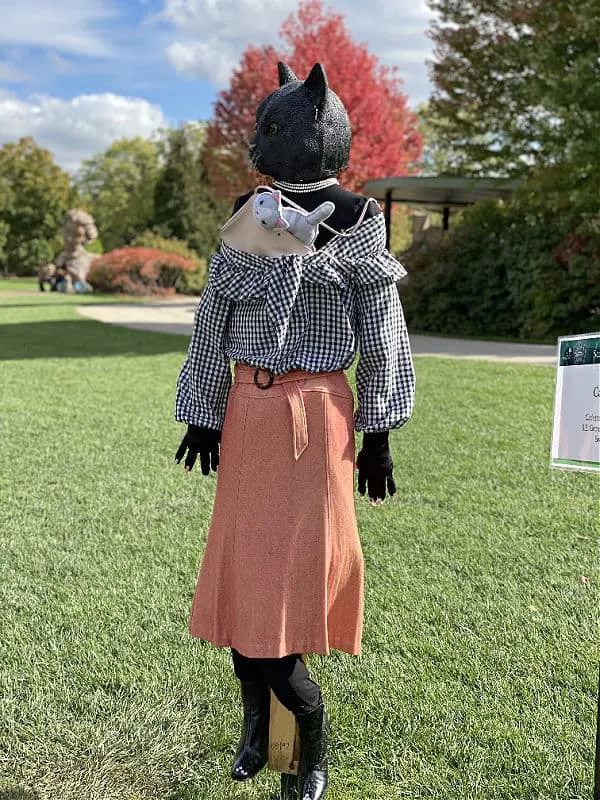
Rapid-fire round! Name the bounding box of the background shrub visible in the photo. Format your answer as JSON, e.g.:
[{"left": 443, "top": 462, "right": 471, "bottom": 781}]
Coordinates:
[
  {"left": 132, "top": 231, "right": 208, "bottom": 295},
  {"left": 85, "top": 238, "right": 104, "bottom": 255},
  {"left": 400, "top": 198, "right": 600, "bottom": 342},
  {"left": 88, "top": 247, "right": 196, "bottom": 296},
  {"left": 177, "top": 258, "right": 208, "bottom": 295},
  {"left": 132, "top": 231, "right": 198, "bottom": 259}
]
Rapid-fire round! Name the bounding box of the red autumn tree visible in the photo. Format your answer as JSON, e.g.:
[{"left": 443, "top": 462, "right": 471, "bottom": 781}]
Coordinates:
[{"left": 205, "top": 0, "right": 423, "bottom": 198}]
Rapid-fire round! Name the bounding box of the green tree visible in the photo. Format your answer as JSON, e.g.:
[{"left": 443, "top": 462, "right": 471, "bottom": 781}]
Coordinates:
[
  {"left": 152, "top": 124, "right": 228, "bottom": 260},
  {"left": 428, "top": 0, "right": 600, "bottom": 192},
  {"left": 416, "top": 102, "right": 498, "bottom": 176},
  {"left": 76, "top": 137, "right": 160, "bottom": 252},
  {"left": 0, "top": 175, "right": 14, "bottom": 271},
  {"left": 0, "top": 137, "right": 72, "bottom": 275}
]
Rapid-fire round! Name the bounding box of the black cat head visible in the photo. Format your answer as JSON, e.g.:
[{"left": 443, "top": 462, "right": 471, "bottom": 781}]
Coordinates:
[{"left": 250, "top": 62, "right": 351, "bottom": 182}]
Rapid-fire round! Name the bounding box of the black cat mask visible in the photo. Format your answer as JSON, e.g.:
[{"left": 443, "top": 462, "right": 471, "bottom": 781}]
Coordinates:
[{"left": 250, "top": 62, "right": 351, "bottom": 183}]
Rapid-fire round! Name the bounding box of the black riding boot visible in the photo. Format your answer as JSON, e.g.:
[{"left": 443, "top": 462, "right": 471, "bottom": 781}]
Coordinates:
[
  {"left": 296, "top": 703, "right": 329, "bottom": 800},
  {"left": 231, "top": 681, "right": 270, "bottom": 781}
]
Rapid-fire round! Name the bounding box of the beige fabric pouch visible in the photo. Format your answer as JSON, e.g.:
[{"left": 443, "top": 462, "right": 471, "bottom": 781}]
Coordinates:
[{"left": 220, "top": 185, "right": 312, "bottom": 257}]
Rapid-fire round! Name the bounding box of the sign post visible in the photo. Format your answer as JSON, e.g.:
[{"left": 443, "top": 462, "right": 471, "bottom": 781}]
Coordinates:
[
  {"left": 550, "top": 332, "right": 600, "bottom": 798},
  {"left": 596, "top": 665, "right": 600, "bottom": 800},
  {"left": 551, "top": 332, "right": 600, "bottom": 473}
]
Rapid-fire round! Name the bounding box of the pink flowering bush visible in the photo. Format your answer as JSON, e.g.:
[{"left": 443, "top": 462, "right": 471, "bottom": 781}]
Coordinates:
[{"left": 88, "top": 247, "right": 197, "bottom": 296}]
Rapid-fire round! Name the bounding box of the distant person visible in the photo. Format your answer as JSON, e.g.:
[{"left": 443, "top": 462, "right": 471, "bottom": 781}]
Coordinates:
[{"left": 54, "top": 266, "right": 69, "bottom": 292}]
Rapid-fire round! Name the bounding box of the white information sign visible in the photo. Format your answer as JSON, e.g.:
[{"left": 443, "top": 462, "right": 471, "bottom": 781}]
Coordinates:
[{"left": 551, "top": 332, "right": 600, "bottom": 472}]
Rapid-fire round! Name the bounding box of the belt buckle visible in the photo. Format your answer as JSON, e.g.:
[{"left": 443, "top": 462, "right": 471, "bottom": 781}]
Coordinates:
[{"left": 254, "top": 367, "right": 274, "bottom": 389}]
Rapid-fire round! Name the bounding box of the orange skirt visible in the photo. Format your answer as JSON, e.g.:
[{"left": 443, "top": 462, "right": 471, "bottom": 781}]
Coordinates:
[{"left": 188, "top": 364, "right": 364, "bottom": 658}]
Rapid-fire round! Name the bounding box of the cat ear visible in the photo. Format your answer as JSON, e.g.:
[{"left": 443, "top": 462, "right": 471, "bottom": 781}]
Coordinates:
[
  {"left": 272, "top": 190, "right": 282, "bottom": 205},
  {"left": 303, "top": 63, "right": 328, "bottom": 114},
  {"left": 278, "top": 62, "right": 297, "bottom": 86}
]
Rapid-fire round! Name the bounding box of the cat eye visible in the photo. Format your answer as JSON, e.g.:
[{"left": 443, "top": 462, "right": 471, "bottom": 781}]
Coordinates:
[{"left": 268, "top": 123, "right": 279, "bottom": 135}]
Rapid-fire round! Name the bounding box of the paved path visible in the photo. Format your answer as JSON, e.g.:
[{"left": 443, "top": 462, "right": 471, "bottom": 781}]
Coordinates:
[{"left": 77, "top": 298, "right": 557, "bottom": 366}]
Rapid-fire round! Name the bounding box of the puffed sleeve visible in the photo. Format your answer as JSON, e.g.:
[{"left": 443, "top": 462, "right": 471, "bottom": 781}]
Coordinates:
[
  {"left": 352, "top": 217, "right": 415, "bottom": 433},
  {"left": 174, "top": 274, "right": 232, "bottom": 430}
]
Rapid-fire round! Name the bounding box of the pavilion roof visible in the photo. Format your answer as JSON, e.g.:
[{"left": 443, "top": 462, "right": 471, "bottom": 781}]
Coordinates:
[{"left": 363, "top": 176, "right": 522, "bottom": 213}]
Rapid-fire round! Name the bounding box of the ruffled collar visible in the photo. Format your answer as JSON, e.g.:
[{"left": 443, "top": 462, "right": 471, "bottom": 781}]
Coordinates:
[{"left": 209, "top": 213, "right": 406, "bottom": 350}]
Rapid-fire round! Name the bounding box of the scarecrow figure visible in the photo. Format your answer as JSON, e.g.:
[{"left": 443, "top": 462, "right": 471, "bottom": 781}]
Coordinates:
[{"left": 174, "top": 62, "right": 415, "bottom": 800}]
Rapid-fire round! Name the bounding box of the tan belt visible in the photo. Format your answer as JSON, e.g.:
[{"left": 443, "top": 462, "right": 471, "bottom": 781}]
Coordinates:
[{"left": 234, "top": 364, "right": 339, "bottom": 461}]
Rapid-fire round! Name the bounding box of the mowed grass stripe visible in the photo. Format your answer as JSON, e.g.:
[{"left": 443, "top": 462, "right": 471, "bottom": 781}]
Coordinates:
[{"left": 0, "top": 291, "right": 597, "bottom": 800}]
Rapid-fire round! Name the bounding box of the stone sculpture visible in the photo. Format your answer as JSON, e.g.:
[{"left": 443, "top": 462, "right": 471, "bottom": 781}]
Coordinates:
[{"left": 39, "top": 209, "right": 99, "bottom": 292}]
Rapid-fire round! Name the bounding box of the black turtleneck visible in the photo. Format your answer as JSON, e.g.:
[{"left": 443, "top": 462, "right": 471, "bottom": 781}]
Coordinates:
[{"left": 232, "top": 183, "right": 381, "bottom": 249}]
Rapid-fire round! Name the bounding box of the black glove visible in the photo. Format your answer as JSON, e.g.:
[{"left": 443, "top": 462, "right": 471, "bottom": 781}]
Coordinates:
[
  {"left": 175, "top": 424, "right": 221, "bottom": 475},
  {"left": 356, "top": 431, "right": 396, "bottom": 502}
]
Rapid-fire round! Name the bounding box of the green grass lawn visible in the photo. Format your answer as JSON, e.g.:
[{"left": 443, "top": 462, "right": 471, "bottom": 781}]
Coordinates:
[
  {"left": 0, "top": 277, "right": 40, "bottom": 292},
  {"left": 0, "top": 290, "right": 597, "bottom": 800}
]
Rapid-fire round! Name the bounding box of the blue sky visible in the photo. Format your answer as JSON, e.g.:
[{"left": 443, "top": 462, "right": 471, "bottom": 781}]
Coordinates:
[{"left": 0, "top": 0, "right": 437, "bottom": 172}]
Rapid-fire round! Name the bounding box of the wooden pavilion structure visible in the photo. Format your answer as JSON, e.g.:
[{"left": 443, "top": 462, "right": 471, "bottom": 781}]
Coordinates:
[{"left": 362, "top": 176, "right": 522, "bottom": 247}]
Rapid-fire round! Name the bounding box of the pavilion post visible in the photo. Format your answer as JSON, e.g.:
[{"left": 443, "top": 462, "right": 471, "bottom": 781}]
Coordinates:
[
  {"left": 442, "top": 206, "right": 450, "bottom": 232},
  {"left": 384, "top": 189, "right": 392, "bottom": 249}
]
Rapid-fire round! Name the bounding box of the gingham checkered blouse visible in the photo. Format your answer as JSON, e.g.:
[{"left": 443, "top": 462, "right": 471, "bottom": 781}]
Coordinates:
[{"left": 175, "top": 213, "right": 414, "bottom": 433}]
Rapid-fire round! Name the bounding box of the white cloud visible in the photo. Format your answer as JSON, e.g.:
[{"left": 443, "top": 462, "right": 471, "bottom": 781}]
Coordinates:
[
  {"left": 0, "top": 62, "right": 29, "bottom": 83},
  {"left": 160, "top": 0, "right": 436, "bottom": 104},
  {"left": 161, "top": 0, "right": 295, "bottom": 36},
  {"left": 345, "top": 1, "right": 435, "bottom": 78},
  {"left": 0, "top": 91, "right": 167, "bottom": 172},
  {"left": 161, "top": 0, "right": 296, "bottom": 85},
  {"left": 0, "top": 0, "right": 118, "bottom": 58},
  {"left": 166, "top": 40, "right": 238, "bottom": 86}
]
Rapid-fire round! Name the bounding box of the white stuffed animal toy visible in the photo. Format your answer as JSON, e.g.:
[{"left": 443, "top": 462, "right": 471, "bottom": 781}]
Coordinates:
[{"left": 252, "top": 190, "right": 335, "bottom": 247}]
